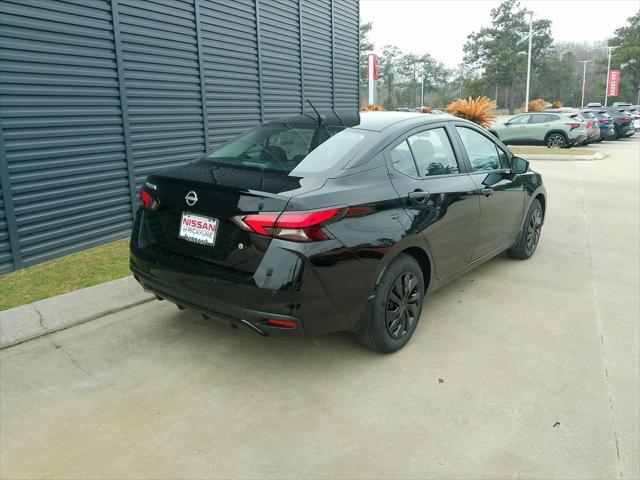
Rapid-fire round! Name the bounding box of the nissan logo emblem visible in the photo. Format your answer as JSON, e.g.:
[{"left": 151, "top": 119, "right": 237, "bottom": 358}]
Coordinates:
[{"left": 185, "top": 191, "right": 198, "bottom": 206}]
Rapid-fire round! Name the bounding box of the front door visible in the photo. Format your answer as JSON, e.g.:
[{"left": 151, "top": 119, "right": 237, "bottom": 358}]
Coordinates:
[
  {"left": 499, "top": 114, "right": 531, "bottom": 144},
  {"left": 386, "top": 125, "right": 480, "bottom": 279},
  {"left": 453, "top": 125, "right": 525, "bottom": 259}
]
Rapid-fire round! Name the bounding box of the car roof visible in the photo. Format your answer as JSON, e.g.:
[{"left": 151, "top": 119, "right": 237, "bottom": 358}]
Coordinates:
[
  {"left": 266, "top": 110, "right": 455, "bottom": 132},
  {"left": 355, "top": 111, "right": 452, "bottom": 131}
]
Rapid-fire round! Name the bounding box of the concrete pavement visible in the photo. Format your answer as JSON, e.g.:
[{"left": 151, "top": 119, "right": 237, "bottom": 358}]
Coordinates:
[{"left": 1, "top": 137, "right": 638, "bottom": 479}]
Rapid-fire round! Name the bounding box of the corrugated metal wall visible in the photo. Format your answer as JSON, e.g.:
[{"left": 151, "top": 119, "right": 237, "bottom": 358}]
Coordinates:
[{"left": 0, "top": 0, "right": 359, "bottom": 273}]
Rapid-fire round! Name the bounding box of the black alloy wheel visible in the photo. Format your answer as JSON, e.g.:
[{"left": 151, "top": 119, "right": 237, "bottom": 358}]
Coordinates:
[
  {"left": 507, "top": 198, "right": 543, "bottom": 260},
  {"left": 356, "top": 253, "right": 425, "bottom": 353},
  {"left": 385, "top": 272, "right": 421, "bottom": 339}
]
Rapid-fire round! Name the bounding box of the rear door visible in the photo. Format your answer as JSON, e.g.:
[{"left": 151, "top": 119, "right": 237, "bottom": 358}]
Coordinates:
[
  {"left": 452, "top": 125, "right": 525, "bottom": 259},
  {"left": 385, "top": 124, "right": 480, "bottom": 279},
  {"left": 527, "top": 113, "right": 554, "bottom": 142}
]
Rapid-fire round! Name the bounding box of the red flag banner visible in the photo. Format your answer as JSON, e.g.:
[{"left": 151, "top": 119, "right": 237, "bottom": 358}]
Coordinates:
[
  {"left": 367, "top": 54, "right": 378, "bottom": 81},
  {"left": 608, "top": 69, "right": 620, "bottom": 97}
]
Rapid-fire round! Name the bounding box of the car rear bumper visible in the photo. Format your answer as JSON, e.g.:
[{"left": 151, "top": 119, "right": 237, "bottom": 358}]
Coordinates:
[
  {"left": 130, "top": 211, "right": 372, "bottom": 336},
  {"left": 130, "top": 261, "right": 303, "bottom": 336},
  {"left": 570, "top": 133, "right": 588, "bottom": 146}
]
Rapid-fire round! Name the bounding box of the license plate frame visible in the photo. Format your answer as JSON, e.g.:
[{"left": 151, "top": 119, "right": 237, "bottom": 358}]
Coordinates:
[{"left": 178, "top": 212, "right": 219, "bottom": 246}]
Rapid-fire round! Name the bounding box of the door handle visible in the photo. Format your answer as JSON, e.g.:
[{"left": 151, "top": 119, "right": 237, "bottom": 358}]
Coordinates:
[
  {"left": 479, "top": 188, "right": 494, "bottom": 197},
  {"left": 408, "top": 190, "right": 429, "bottom": 203}
]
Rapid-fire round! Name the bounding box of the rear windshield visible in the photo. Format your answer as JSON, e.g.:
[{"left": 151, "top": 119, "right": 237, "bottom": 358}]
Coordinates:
[{"left": 205, "top": 124, "right": 370, "bottom": 176}]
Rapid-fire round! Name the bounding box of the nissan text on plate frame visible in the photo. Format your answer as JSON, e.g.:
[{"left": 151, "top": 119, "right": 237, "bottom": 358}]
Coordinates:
[{"left": 130, "top": 110, "right": 547, "bottom": 352}]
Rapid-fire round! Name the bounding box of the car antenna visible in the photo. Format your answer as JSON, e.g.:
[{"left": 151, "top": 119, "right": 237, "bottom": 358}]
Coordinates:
[
  {"left": 306, "top": 99, "right": 324, "bottom": 124},
  {"left": 334, "top": 109, "right": 346, "bottom": 127}
]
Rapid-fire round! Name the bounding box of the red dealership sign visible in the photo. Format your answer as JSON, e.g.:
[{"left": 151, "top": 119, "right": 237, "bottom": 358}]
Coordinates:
[
  {"left": 367, "top": 54, "right": 378, "bottom": 81},
  {"left": 608, "top": 69, "right": 620, "bottom": 97}
]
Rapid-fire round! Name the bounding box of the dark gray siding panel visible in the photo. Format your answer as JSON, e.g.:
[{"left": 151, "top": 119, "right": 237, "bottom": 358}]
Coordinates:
[
  {"left": 0, "top": 0, "right": 133, "bottom": 267},
  {"left": 200, "top": 0, "right": 261, "bottom": 148},
  {"left": 118, "top": 0, "right": 206, "bottom": 184},
  {"left": 0, "top": 0, "right": 358, "bottom": 273},
  {"left": 301, "top": 0, "right": 333, "bottom": 110},
  {"left": 0, "top": 186, "right": 11, "bottom": 274},
  {"left": 333, "top": 0, "right": 359, "bottom": 109},
  {"left": 259, "top": 0, "right": 303, "bottom": 120}
]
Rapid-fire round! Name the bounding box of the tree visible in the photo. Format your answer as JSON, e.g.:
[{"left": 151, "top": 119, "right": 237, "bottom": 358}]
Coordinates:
[
  {"left": 463, "top": 0, "right": 553, "bottom": 113},
  {"left": 608, "top": 11, "right": 640, "bottom": 103},
  {"left": 379, "top": 44, "right": 401, "bottom": 108}
]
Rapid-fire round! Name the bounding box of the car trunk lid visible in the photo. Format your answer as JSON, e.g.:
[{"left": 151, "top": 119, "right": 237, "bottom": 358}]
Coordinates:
[{"left": 139, "top": 162, "right": 301, "bottom": 275}]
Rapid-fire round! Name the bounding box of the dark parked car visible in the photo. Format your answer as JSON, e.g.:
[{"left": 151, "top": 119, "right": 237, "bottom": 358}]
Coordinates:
[
  {"left": 600, "top": 108, "right": 635, "bottom": 139},
  {"left": 130, "top": 112, "right": 547, "bottom": 352},
  {"left": 582, "top": 109, "right": 615, "bottom": 140}
]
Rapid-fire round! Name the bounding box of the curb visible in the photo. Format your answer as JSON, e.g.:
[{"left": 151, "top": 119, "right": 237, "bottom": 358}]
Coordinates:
[
  {"left": 517, "top": 152, "right": 607, "bottom": 161},
  {"left": 0, "top": 276, "right": 155, "bottom": 349}
]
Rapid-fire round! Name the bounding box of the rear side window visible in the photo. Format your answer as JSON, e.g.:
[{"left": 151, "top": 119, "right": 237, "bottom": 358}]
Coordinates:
[
  {"left": 528, "top": 115, "right": 547, "bottom": 124},
  {"left": 546, "top": 114, "right": 560, "bottom": 122},
  {"left": 390, "top": 141, "right": 418, "bottom": 176},
  {"left": 456, "top": 127, "right": 509, "bottom": 172},
  {"left": 509, "top": 115, "right": 530, "bottom": 125},
  {"left": 407, "top": 128, "right": 459, "bottom": 176}
]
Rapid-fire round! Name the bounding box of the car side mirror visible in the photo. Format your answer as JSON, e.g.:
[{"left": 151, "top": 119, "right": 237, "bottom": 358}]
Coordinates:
[{"left": 510, "top": 156, "right": 529, "bottom": 174}]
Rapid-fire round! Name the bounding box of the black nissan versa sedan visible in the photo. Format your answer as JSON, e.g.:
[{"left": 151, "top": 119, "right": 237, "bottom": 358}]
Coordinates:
[{"left": 130, "top": 111, "right": 546, "bottom": 352}]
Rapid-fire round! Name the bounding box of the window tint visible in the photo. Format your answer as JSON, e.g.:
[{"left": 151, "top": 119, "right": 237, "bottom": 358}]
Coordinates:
[
  {"left": 528, "top": 115, "right": 548, "bottom": 124},
  {"left": 546, "top": 114, "right": 559, "bottom": 122},
  {"left": 207, "top": 124, "right": 370, "bottom": 176},
  {"left": 407, "top": 128, "right": 459, "bottom": 176},
  {"left": 292, "top": 130, "right": 368, "bottom": 175},
  {"left": 509, "top": 115, "right": 530, "bottom": 125},
  {"left": 456, "top": 127, "right": 508, "bottom": 172},
  {"left": 390, "top": 141, "right": 418, "bottom": 176}
]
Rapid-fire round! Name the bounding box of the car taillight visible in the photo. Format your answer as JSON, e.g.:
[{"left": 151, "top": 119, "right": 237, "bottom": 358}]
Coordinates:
[
  {"left": 598, "top": 119, "right": 609, "bottom": 124},
  {"left": 138, "top": 187, "right": 160, "bottom": 211},
  {"left": 585, "top": 120, "right": 592, "bottom": 128},
  {"left": 621, "top": 116, "right": 630, "bottom": 123},
  {"left": 232, "top": 207, "right": 345, "bottom": 242},
  {"left": 567, "top": 123, "right": 581, "bottom": 130},
  {"left": 266, "top": 319, "right": 297, "bottom": 328}
]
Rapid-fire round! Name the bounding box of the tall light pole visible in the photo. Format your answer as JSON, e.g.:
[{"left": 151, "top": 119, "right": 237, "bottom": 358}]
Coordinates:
[
  {"left": 579, "top": 60, "right": 591, "bottom": 108},
  {"left": 524, "top": 10, "right": 534, "bottom": 112},
  {"left": 421, "top": 65, "right": 425, "bottom": 107},
  {"left": 604, "top": 46, "right": 619, "bottom": 107}
]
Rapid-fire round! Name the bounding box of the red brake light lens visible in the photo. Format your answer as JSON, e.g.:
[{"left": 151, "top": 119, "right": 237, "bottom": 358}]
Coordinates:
[
  {"left": 240, "top": 213, "right": 279, "bottom": 236},
  {"left": 567, "top": 123, "right": 580, "bottom": 130},
  {"left": 266, "top": 319, "right": 298, "bottom": 328},
  {"left": 138, "top": 187, "right": 160, "bottom": 211},
  {"left": 233, "top": 207, "right": 345, "bottom": 242}
]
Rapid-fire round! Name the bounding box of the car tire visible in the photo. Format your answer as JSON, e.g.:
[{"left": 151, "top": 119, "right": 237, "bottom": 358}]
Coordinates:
[
  {"left": 545, "top": 132, "right": 569, "bottom": 149},
  {"left": 356, "top": 254, "right": 424, "bottom": 353},
  {"left": 611, "top": 126, "right": 620, "bottom": 140},
  {"left": 507, "top": 199, "right": 543, "bottom": 260}
]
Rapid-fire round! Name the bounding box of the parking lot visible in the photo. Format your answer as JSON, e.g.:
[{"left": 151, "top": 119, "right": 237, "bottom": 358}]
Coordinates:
[{"left": 1, "top": 137, "right": 638, "bottom": 479}]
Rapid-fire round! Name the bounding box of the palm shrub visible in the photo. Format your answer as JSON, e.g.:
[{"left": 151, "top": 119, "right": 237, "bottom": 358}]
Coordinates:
[
  {"left": 361, "top": 104, "right": 384, "bottom": 111},
  {"left": 445, "top": 96, "right": 496, "bottom": 128},
  {"left": 523, "top": 98, "right": 548, "bottom": 112},
  {"left": 420, "top": 106, "right": 434, "bottom": 113},
  {"left": 551, "top": 100, "right": 564, "bottom": 109}
]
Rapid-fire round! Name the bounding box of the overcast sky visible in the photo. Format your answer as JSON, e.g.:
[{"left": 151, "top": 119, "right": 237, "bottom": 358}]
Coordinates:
[{"left": 360, "top": 0, "right": 639, "bottom": 68}]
